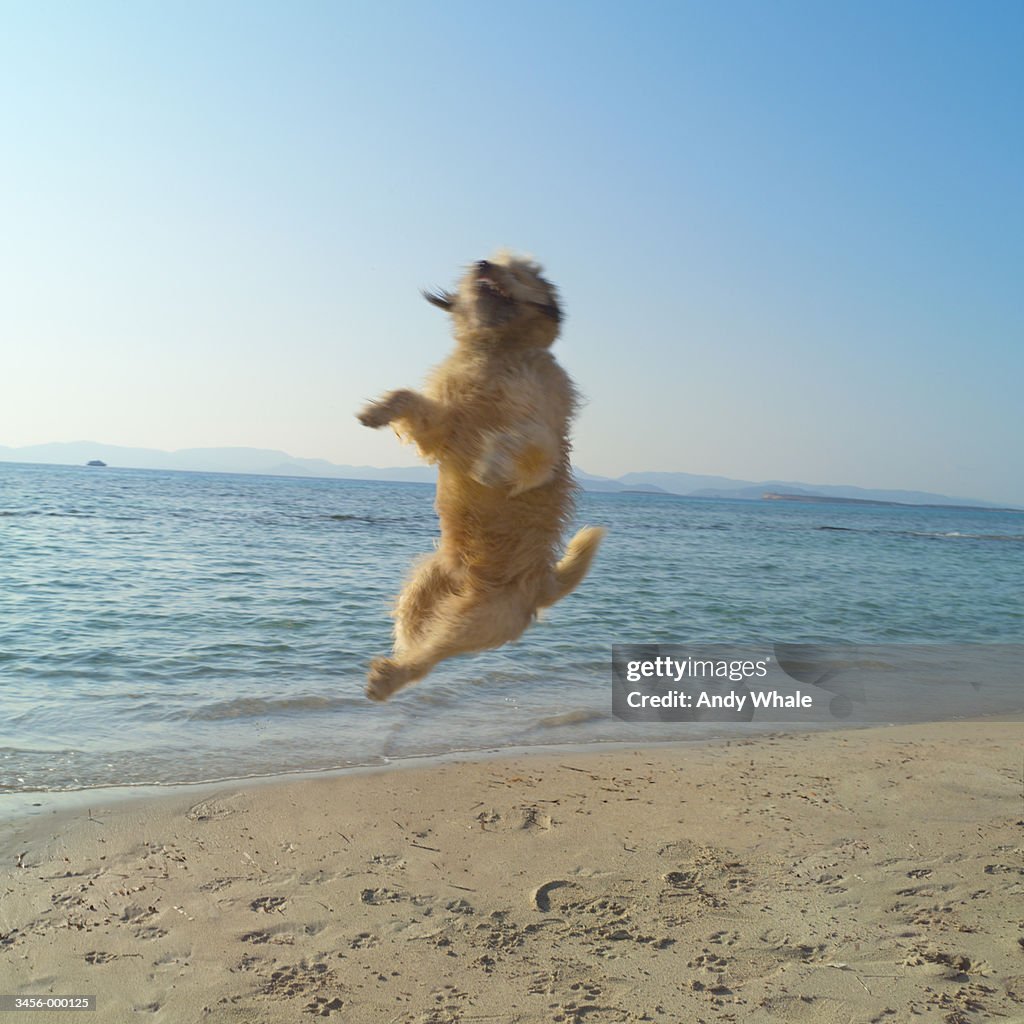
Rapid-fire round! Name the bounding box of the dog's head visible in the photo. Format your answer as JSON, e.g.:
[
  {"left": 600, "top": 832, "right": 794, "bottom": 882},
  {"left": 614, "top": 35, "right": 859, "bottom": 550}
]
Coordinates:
[{"left": 423, "top": 252, "right": 562, "bottom": 348}]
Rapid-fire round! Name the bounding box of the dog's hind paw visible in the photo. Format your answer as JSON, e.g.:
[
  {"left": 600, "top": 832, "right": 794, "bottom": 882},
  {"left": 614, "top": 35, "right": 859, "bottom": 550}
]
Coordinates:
[{"left": 366, "top": 657, "right": 408, "bottom": 702}]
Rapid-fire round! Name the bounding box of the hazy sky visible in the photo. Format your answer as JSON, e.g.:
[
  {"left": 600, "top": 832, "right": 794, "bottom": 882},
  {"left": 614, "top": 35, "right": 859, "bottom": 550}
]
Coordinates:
[{"left": 3, "top": 1, "right": 1022, "bottom": 503}]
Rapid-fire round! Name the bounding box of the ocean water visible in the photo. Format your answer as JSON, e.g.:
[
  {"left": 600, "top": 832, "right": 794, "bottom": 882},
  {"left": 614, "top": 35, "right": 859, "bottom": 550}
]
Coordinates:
[{"left": 1, "top": 461, "right": 1022, "bottom": 794}]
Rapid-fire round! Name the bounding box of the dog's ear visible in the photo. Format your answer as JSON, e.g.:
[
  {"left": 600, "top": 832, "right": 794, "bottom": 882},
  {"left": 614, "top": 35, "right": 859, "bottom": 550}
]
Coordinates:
[
  {"left": 533, "top": 301, "right": 562, "bottom": 324},
  {"left": 422, "top": 288, "right": 455, "bottom": 311}
]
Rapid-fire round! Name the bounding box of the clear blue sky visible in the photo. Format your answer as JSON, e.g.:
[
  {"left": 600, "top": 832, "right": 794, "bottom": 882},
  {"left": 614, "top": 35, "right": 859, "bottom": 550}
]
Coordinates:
[{"left": 2, "top": 1, "right": 1022, "bottom": 503}]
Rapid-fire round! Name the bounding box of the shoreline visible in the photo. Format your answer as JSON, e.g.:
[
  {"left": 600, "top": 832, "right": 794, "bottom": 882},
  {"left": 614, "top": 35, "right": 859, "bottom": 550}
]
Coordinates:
[
  {"left": 2, "top": 706, "right": 1017, "bottom": 823},
  {"left": 1, "top": 727, "right": 817, "bottom": 825},
  {"left": 3, "top": 718, "right": 1022, "bottom": 1022}
]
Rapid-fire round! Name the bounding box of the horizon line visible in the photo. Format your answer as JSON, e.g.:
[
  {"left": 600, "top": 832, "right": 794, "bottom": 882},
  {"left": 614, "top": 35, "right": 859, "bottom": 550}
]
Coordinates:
[{"left": 0, "top": 440, "right": 1020, "bottom": 511}]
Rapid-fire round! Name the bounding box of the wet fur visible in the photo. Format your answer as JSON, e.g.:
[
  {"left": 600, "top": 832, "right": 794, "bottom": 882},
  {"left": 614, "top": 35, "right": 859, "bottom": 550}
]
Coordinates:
[{"left": 357, "top": 253, "right": 604, "bottom": 701}]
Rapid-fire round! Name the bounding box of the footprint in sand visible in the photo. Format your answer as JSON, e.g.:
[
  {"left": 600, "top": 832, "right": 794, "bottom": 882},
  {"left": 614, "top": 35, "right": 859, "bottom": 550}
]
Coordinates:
[
  {"left": 360, "top": 887, "right": 403, "bottom": 905},
  {"left": 305, "top": 995, "right": 344, "bottom": 1017},
  {"left": 241, "top": 927, "right": 295, "bottom": 946},
  {"left": 250, "top": 895, "right": 287, "bottom": 913},
  {"left": 475, "top": 806, "right": 553, "bottom": 832},
  {"left": 663, "top": 869, "right": 698, "bottom": 889},
  {"left": 690, "top": 951, "right": 729, "bottom": 974},
  {"left": 516, "top": 805, "right": 553, "bottom": 831},
  {"left": 260, "top": 960, "right": 336, "bottom": 998},
  {"left": 186, "top": 793, "right": 248, "bottom": 821},
  {"left": 84, "top": 951, "right": 119, "bottom": 964},
  {"left": 198, "top": 877, "right": 237, "bottom": 893}
]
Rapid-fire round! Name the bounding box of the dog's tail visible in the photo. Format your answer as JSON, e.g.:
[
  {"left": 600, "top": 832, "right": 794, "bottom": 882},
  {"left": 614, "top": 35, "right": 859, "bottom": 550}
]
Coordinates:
[{"left": 539, "top": 526, "right": 606, "bottom": 609}]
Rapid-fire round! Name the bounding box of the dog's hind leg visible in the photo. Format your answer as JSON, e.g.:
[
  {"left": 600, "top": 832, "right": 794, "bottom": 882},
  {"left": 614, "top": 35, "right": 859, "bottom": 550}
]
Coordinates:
[
  {"left": 366, "top": 590, "right": 533, "bottom": 702},
  {"left": 392, "top": 554, "right": 458, "bottom": 656}
]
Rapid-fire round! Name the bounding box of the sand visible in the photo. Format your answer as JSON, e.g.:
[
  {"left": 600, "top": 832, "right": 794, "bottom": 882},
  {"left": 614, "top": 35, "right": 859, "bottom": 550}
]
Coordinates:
[{"left": 2, "top": 719, "right": 1022, "bottom": 1023}]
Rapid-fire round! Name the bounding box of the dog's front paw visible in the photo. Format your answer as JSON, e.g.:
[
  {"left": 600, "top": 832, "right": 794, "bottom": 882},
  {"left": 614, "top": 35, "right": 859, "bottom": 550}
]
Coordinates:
[
  {"left": 357, "top": 402, "right": 390, "bottom": 429},
  {"left": 357, "top": 390, "right": 411, "bottom": 429}
]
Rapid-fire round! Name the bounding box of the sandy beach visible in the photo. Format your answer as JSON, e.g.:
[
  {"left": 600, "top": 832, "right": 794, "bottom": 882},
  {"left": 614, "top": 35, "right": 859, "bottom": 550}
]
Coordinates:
[{"left": 2, "top": 720, "right": 1022, "bottom": 1023}]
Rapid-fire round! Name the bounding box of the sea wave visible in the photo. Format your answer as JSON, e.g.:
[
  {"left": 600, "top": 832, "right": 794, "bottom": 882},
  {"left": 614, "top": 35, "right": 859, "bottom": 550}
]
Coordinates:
[
  {"left": 182, "top": 693, "right": 364, "bottom": 721},
  {"left": 906, "top": 530, "right": 1024, "bottom": 542},
  {"left": 815, "top": 523, "right": 1024, "bottom": 542}
]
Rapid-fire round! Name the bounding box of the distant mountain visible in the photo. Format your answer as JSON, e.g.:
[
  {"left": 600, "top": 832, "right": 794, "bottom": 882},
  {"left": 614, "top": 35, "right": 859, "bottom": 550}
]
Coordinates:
[
  {"left": 618, "top": 470, "right": 755, "bottom": 493},
  {"left": 616, "top": 471, "right": 1009, "bottom": 510},
  {"left": 760, "top": 492, "right": 1022, "bottom": 511},
  {"left": 0, "top": 442, "right": 437, "bottom": 483},
  {"left": 572, "top": 469, "right": 669, "bottom": 494},
  {"left": 0, "top": 442, "right": 1013, "bottom": 509}
]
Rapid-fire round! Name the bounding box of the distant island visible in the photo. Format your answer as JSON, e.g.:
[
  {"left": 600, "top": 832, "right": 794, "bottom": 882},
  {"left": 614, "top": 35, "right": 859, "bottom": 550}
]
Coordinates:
[
  {"left": 762, "top": 492, "right": 1022, "bottom": 513},
  {"left": 0, "top": 441, "right": 1018, "bottom": 510}
]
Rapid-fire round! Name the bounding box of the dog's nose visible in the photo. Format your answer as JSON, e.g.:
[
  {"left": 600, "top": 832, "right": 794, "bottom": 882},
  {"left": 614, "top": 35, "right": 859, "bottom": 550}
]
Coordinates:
[{"left": 476, "top": 260, "right": 490, "bottom": 272}]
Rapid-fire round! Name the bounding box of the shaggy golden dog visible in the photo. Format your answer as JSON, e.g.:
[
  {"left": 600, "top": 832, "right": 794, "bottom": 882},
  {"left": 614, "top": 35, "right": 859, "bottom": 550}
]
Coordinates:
[{"left": 356, "top": 253, "right": 605, "bottom": 701}]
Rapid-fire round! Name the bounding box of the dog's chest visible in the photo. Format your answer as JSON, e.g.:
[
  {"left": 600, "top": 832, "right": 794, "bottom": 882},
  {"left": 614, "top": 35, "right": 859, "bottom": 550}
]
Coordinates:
[{"left": 427, "top": 352, "right": 552, "bottom": 415}]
